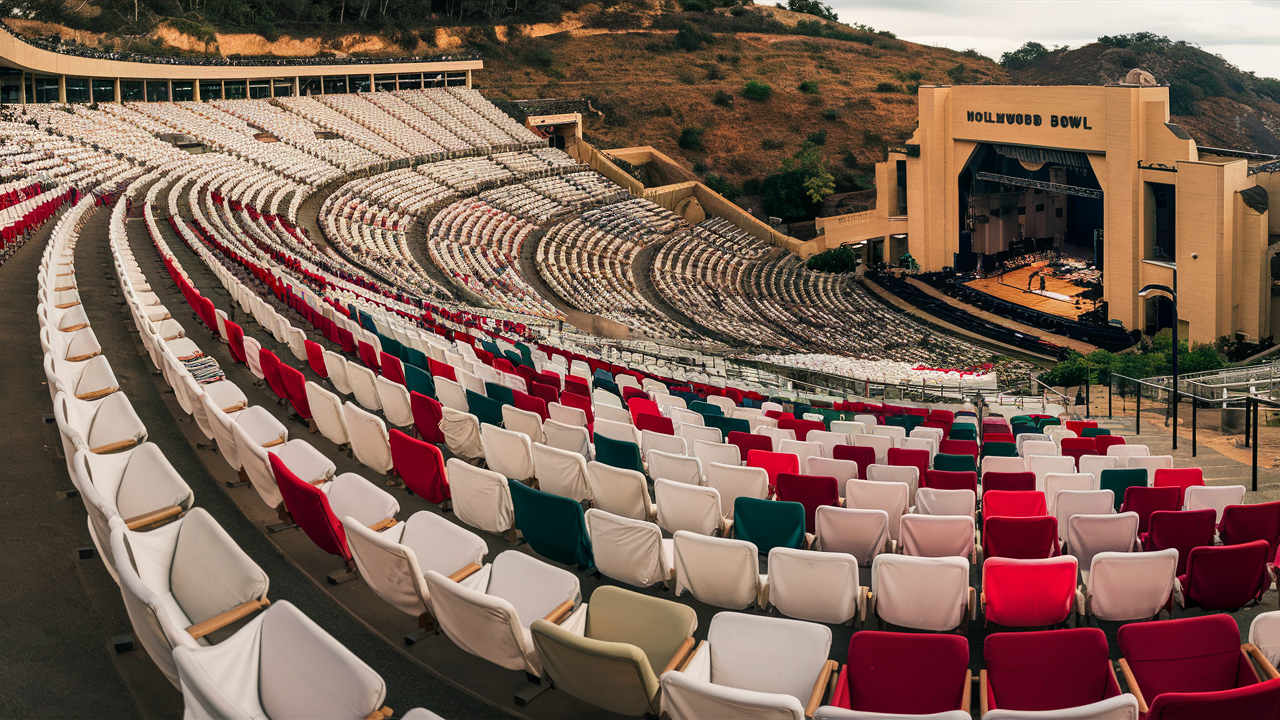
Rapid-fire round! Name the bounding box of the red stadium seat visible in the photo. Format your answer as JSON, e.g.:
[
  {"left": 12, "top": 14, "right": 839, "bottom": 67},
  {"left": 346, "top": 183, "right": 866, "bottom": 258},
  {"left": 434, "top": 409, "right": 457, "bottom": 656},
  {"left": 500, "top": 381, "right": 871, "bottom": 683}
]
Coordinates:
[
  {"left": 981, "top": 556, "right": 1077, "bottom": 627},
  {"left": 982, "top": 628, "right": 1125, "bottom": 716},
  {"left": 1121, "top": 486, "right": 1181, "bottom": 533},
  {"left": 983, "top": 516, "right": 1059, "bottom": 559},
  {"left": 729, "top": 430, "right": 772, "bottom": 458},
  {"left": 389, "top": 429, "right": 450, "bottom": 505},
  {"left": 981, "top": 471, "right": 1036, "bottom": 493},
  {"left": 826, "top": 632, "right": 970, "bottom": 716},
  {"left": 746, "top": 449, "right": 799, "bottom": 493},
  {"left": 1152, "top": 468, "right": 1205, "bottom": 507},
  {"left": 924, "top": 470, "right": 978, "bottom": 494},
  {"left": 775, "top": 473, "right": 839, "bottom": 533},
  {"left": 1143, "top": 509, "right": 1217, "bottom": 575},
  {"left": 1179, "top": 540, "right": 1270, "bottom": 611}
]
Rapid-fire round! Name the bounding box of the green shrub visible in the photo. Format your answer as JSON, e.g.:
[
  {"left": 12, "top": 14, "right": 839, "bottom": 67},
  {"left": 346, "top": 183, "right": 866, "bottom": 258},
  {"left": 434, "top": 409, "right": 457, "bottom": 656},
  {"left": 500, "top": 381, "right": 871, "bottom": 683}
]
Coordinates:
[
  {"left": 798, "top": 80, "right": 819, "bottom": 94},
  {"left": 821, "top": 108, "right": 841, "bottom": 121},
  {"left": 713, "top": 90, "right": 735, "bottom": 107},
  {"left": 1000, "top": 41, "right": 1052, "bottom": 70},
  {"left": 742, "top": 80, "right": 773, "bottom": 101},
  {"left": 704, "top": 173, "right": 742, "bottom": 199},
  {"left": 675, "top": 21, "right": 710, "bottom": 51},
  {"left": 806, "top": 130, "right": 827, "bottom": 145},
  {"left": 679, "top": 126, "right": 706, "bottom": 151},
  {"left": 761, "top": 138, "right": 785, "bottom": 150},
  {"left": 786, "top": 0, "right": 838, "bottom": 22},
  {"left": 806, "top": 244, "right": 862, "bottom": 273},
  {"left": 522, "top": 47, "right": 556, "bottom": 68},
  {"left": 874, "top": 81, "right": 900, "bottom": 93},
  {"left": 681, "top": 0, "right": 710, "bottom": 11}
]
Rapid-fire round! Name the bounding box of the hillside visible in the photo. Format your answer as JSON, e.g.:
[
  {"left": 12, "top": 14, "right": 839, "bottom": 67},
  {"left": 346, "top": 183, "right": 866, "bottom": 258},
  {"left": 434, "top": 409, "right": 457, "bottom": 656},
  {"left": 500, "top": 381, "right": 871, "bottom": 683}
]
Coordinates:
[{"left": 1005, "top": 35, "right": 1280, "bottom": 154}]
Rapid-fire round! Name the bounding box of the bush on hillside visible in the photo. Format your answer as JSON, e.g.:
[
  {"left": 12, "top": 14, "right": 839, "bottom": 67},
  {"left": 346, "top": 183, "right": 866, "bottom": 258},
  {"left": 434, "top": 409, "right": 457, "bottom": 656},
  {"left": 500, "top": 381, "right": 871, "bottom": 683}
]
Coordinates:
[
  {"left": 742, "top": 80, "right": 774, "bottom": 101},
  {"left": 999, "top": 41, "right": 1054, "bottom": 70},
  {"left": 675, "top": 21, "right": 711, "bottom": 51},
  {"left": 704, "top": 173, "right": 742, "bottom": 199},
  {"left": 787, "top": 0, "right": 839, "bottom": 21},
  {"left": 713, "top": 90, "right": 734, "bottom": 107},
  {"left": 806, "top": 244, "right": 862, "bottom": 273},
  {"left": 761, "top": 138, "right": 785, "bottom": 150},
  {"left": 678, "top": 126, "right": 706, "bottom": 151},
  {"left": 874, "top": 81, "right": 900, "bottom": 93},
  {"left": 522, "top": 47, "right": 556, "bottom": 68},
  {"left": 806, "top": 130, "right": 827, "bottom": 145},
  {"left": 798, "top": 80, "right": 820, "bottom": 94}
]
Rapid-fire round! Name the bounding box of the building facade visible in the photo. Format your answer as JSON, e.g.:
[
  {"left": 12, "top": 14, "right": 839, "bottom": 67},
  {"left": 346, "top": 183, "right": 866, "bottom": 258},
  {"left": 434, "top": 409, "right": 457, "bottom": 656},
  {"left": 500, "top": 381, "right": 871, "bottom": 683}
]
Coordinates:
[{"left": 814, "top": 83, "right": 1280, "bottom": 345}]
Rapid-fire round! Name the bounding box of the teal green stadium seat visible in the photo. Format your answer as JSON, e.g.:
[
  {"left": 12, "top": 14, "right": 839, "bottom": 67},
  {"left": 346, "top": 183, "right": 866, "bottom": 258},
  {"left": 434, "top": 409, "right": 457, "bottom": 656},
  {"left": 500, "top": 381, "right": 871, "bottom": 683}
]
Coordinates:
[
  {"left": 1081, "top": 427, "right": 1111, "bottom": 437},
  {"left": 705, "top": 414, "right": 750, "bottom": 435},
  {"left": 509, "top": 479, "right": 593, "bottom": 569},
  {"left": 949, "top": 426, "right": 977, "bottom": 442},
  {"left": 733, "top": 497, "right": 806, "bottom": 554},
  {"left": 1037, "top": 417, "right": 1061, "bottom": 429},
  {"left": 934, "top": 453, "right": 977, "bottom": 473},
  {"left": 1100, "top": 468, "right": 1147, "bottom": 511},
  {"left": 689, "top": 401, "right": 723, "bottom": 417},
  {"left": 982, "top": 441, "right": 1019, "bottom": 458},
  {"left": 485, "top": 382, "right": 515, "bottom": 407},
  {"left": 594, "top": 433, "right": 645, "bottom": 475},
  {"left": 377, "top": 334, "right": 404, "bottom": 361},
  {"left": 465, "top": 389, "right": 505, "bottom": 428},
  {"left": 403, "top": 347, "right": 429, "bottom": 370},
  {"left": 404, "top": 364, "right": 436, "bottom": 399}
]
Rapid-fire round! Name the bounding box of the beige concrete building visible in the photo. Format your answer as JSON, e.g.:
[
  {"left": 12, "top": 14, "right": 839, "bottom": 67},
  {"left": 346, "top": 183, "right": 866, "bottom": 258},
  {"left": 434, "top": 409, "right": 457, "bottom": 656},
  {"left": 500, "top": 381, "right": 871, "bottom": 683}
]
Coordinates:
[
  {"left": 0, "top": 24, "right": 480, "bottom": 103},
  {"left": 814, "top": 82, "right": 1280, "bottom": 345}
]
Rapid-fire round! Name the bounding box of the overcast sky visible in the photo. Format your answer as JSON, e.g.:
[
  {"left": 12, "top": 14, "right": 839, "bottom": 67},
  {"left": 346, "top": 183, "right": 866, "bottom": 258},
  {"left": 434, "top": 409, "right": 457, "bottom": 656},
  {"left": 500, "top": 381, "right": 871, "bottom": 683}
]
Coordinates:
[{"left": 826, "top": 0, "right": 1280, "bottom": 79}]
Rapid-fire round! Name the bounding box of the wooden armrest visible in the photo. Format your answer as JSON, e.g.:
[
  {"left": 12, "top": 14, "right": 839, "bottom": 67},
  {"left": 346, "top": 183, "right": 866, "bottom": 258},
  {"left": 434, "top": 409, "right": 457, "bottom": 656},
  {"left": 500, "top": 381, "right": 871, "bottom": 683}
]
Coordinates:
[
  {"left": 979, "top": 669, "right": 989, "bottom": 718},
  {"left": 91, "top": 438, "right": 139, "bottom": 454},
  {"left": 447, "top": 562, "right": 482, "bottom": 583},
  {"left": 124, "top": 505, "right": 183, "bottom": 531},
  {"left": 675, "top": 639, "right": 703, "bottom": 673},
  {"left": 543, "top": 600, "right": 576, "bottom": 625},
  {"left": 662, "top": 637, "right": 698, "bottom": 676},
  {"left": 60, "top": 322, "right": 89, "bottom": 333},
  {"left": 261, "top": 436, "right": 285, "bottom": 448},
  {"left": 804, "top": 659, "right": 839, "bottom": 719},
  {"left": 221, "top": 401, "right": 248, "bottom": 413},
  {"left": 66, "top": 351, "right": 101, "bottom": 362},
  {"left": 362, "top": 707, "right": 393, "bottom": 720},
  {"left": 961, "top": 672, "right": 973, "bottom": 713},
  {"left": 367, "top": 518, "right": 398, "bottom": 533},
  {"left": 186, "top": 598, "right": 270, "bottom": 640},
  {"left": 55, "top": 301, "right": 81, "bottom": 309},
  {"left": 1245, "top": 644, "right": 1280, "bottom": 680},
  {"left": 76, "top": 387, "right": 118, "bottom": 401},
  {"left": 1117, "top": 658, "right": 1147, "bottom": 714},
  {"left": 308, "top": 478, "right": 329, "bottom": 487}
]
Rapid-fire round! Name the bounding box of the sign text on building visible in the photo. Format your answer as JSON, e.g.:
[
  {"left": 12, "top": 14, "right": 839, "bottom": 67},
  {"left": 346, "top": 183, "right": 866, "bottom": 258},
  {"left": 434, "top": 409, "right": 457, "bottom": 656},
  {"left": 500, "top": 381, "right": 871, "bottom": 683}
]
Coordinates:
[{"left": 966, "top": 111, "right": 1093, "bottom": 130}]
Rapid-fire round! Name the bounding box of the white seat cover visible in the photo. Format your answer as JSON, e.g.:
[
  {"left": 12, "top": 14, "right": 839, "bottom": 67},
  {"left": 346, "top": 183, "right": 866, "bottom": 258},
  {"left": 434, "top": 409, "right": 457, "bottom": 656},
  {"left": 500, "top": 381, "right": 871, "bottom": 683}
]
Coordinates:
[
  {"left": 532, "top": 443, "right": 593, "bottom": 504},
  {"left": 325, "top": 473, "right": 399, "bottom": 527},
  {"left": 1126, "top": 455, "right": 1174, "bottom": 482},
  {"left": 548, "top": 402, "right": 588, "bottom": 428},
  {"left": 595, "top": 403, "right": 632, "bottom": 425},
  {"left": 307, "top": 382, "right": 350, "bottom": 447},
  {"left": 440, "top": 407, "right": 482, "bottom": 461},
  {"left": 343, "top": 402, "right": 394, "bottom": 475},
  {"left": 679, "top": 424, "right": 723, "bottom": 446},
  {"left": 866, "top": 464, "right": 920, "bottom": 505},
  {"left": 480, "top": 424, "right": 535, "bottom": 482},
  {"left": 542, "top": 419, "right": 592, "bottom": 459},
  {"left": 767, "top": 548, "right": 861, "bottom": 624},
  {"left": 649, "top": 450, "right": 702, "bottom": 486},
  {"left": 656, "top": 479, "right": 722, "bottom": 536},
  {"left": 871, "top": 554, "right": 969, "bottom": 631},
  {"left": 1078, "top": 454, "right": 1120, "bottom": 483},
  {"left": 172, "top": 601, "right": 386, "bottom": 720},
  {"left": 642, "top": 430, "right": 688, "bottom": 459},
  {"left": 586, "top": 508, "right": 672, "bottom": 588},
  {"left": 502, "top": 405, "right": 543, "bottom": 445},
  {"left": 806, "top": 457, "right": 860, "bottom": 494},
  {"left": 807, "top": 430, "right": 849, "bottom": 459},
  {"left": 673, "top": 531, "right": 763, "bottom": 610},
  {"left": 446, "top": 458, "right": 514, "bottom": 534},
  {"left": 1108, "top": 444, "right": 1150, "bottom": 458},
  {"left": 900, "top": 514, "right": 975, "bottom": 559},
  {"left": 1086, "top": 549, "right": 1177, "bottom": 621},
  {"left": 813, "top": 506, "right": 889, "bottom": 564},
  {"left": 853, "top": 434, "right": 892, "bottom": 463},
  {"left": 1020, "top": 440, "right": 1058, "bottom": 459},
  {"left": 1044, "top": 473, "right": 1096, "bottom": 514},
  {"left": 830, "top": 421, "right": 865, "bottom": 436},
  {"left": 1054, "top": 490, "right": 1116, "bottom": 545},
  {"left": 707, "top": 612, "right": 831, "bottom": 702},
  {"left": 348, "top": 363, "right": 383, "bottom": 411},
  {"left": 322, "top": 351, "right": 353, "bottom": 395},
  {"left": 1184, "top": 484, "right": 1245, "bottom": 522},
  {"left": 705, "top": 463, "right": 769, "bottom": 520},
  {"left": 914, "top": 488, "right": 976, "bottom": 519},
  {"left": 1250, "top": 611, "right": 1280, "bottom": 668},
  {"left": 435, "top": 378, "right": 469, "bottom": 413},
  {"left": 779, "top": 440, "right": 822, "bottom": 469},
  {"left": 1028, "top": 455, "right": 1076, "bottom": 492},
  {"left": 981, "top": 455, "right": 1025, "bottom": 477},
  {"left": 587, "top": 461, "right": 653, "bottom": 521},
  {"left": 982, "top": 694, "right": 1139, "bottom": 720},
  {"left": 596, "top": 417, "right": 640, "bottom": 445},
  {"left": 374, "top": 376, "right": 414, "bottom": 428},
  {"left": 1067, "top": 512, "right": 1138, "bottom": 584},
  {"left": 693, "top": 440, "right": 739, "bottom": 468},
  {"left": 845, "top": 479, "right": 909, "bottom": 541}
]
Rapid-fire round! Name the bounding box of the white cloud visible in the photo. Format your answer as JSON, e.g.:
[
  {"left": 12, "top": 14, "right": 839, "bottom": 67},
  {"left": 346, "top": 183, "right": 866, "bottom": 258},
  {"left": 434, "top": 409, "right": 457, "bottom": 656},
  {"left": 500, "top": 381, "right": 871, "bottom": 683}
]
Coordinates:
[{"left": 824, "top": 0, "right": 1280, "bottom": 78}]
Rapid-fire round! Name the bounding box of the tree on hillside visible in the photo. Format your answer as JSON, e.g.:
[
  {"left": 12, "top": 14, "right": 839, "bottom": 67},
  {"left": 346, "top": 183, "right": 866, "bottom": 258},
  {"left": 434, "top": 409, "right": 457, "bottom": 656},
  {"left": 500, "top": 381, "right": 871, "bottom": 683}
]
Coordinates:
[
  {"left": 761, "top": 140, "right": 835, "bottom": 222},
  {"left": 786, "top": 0, "right": 838, "bottom": 22},
  {"left": 1000, "top": 41, "right": 1054, "bottom": 70}
]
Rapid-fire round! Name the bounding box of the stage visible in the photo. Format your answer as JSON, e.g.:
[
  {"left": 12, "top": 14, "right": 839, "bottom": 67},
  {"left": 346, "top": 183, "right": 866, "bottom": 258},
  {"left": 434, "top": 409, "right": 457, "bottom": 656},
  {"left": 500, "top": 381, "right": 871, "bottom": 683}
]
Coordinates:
[{"left": 963, "top": 262, "right": 1092, "bottom": 320}]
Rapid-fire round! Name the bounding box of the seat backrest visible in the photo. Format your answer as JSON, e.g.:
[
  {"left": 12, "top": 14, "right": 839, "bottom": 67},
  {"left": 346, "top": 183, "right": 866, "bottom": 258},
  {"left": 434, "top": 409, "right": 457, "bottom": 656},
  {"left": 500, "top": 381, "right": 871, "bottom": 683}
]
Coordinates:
[
  {"left": 1044, "top": 473, "right": 1096, "bottom": 513},
  {"left": 641, "top": 429, "right": 687, "bottom": 458},
  {"left": 480, "top": 423, "right": 534, "bottom": 482},
  {"left": 705, "top": 463, "right": 768, "bottom": 518},
  {"left": 900, "top": 514, "right": 975, "bottom": 560},
  {"left": 587, "top": 460, "right": 653, "bottom": 521},
  {"left": 981, "top": 556, "right": 1077, "bottom": 627},
  {"left": 445, "top": 458, "right": 514, "bottom": 535},
  {"left": 679, "top": 423, "right": 722, "bottom": 446},
  {"left": 1121, "top": 486, "right": 1181, "bottom": 533},
  {"left": 1028, "top": 455, "right": 1077, "bottom": 492},
  {"left": 502, "top": 405, "right": 543, "bottom": 445},
  {"left": 1099, "top": 468, "right": 1148, "bottom": 511},
  {"left": 655, "top": 479, "right": 722, "bottom": 536},
  {"left": 1086, "top": 548, "right": 1177, "bottom": 621},
  {"left": 767, "top": 547, "right": 862, "bottom": 625},
  {"left": 1182, "top": 540, "right": 1270, "bottom": 610},
  {"left": 845, "top": 632, "right": 969, "bottom": 715},
  {"left": 983, "top": 490, "right": 1048, "bottom": 519},
  {"left": 1145, "top": 509, "right": 1217, "bottom": 575},
  {"left": 1152, "top": 468, "right": 1204, "bottom": 506},
  {"left": 915, "top": 488, "right": 977, "bottom": 519},
  {"left": 343, "top": 401, "right": 393, "bottom": 475},
  {"left": 692, "top": 439, "right": 739, "bottom": 468},
  {"left": 814, "top": 506, "right": 889, "bottom": 564},
  {"left": 1066, "top": 511, "right": 1136, "bottom": 567},
  {"left": 307, "top": 381, "right": 350, "bottom": 447},
  {"left": 672, "top": 531, "right": 761, "bottom": 609},
  {"left": 1220, "top": 502, "right": 1280, "bottom": 561},
  {"left": 808, "top": 430, "right": 849, "bottom": 458},
  {"left": 1020, "top": 440, "right": 1058, "bottom": 458},
  {"left": 586, "top": 584, "right": 697, "bottom": 675},
  {"left": 532, "top": 442, "right": 592, "bottom": 504},
  {"left": 1147, "top": 679, "right": 1280, "bottom": 720},
  {"left": 271, "top": 454, "right": 348, "bottom": 561},
  {"left": 706, "top": 612, "right": 832, "bottom": 701},
  {"left": 984, "top": 516, "right": 1059, "bottom": 560},
  {"left": 595, "top": 417, "right": 638, "bottom": 445},
  {"left": 984, "top": 627, "right": 1119, "bottom": 712},
  {"left": 746, "top": 449, "right": 800, "bottom": 491},
  {"left": 1184, "top": 485, "right": 1246, "bottom": 523},
  {"left": 845, "top": 479, "right": 909, "bottom": 540},
  {"left": 982, "top": 456, "right": 1026, "bottom": 476},
  {"left": 982, "top": 471, "right": 1036, "bottom": 493},
  {"left": 775, "top": 473, "right": 840, "bottom": 533},
  {"left": 870, "top": 554, "right": 969, "bottom": 632},
  {"left": 594, "top": 433, "right": 645, "bottom": 474},
  {"left": 1078, "top": 454, "right": 1120, "bottom": 483},
  {"left": 542, "top": 419, "right": 592, "bottom": 459},
  {"left": 1250, "top": 612, "right": 1280, "bottom": 669},
  {"left": 866, "top": 464, "right": 920, "bottom": 505},
  {"left": 734, "top": 497, "right": 806, "bottom": 554},
  {"left": 389, "top": 429, "right": 450, "bottom": 504},
  {"left": 853, "top": 433, "right": 893, "bottom": 463},
  {"left": 1118, "top": 614, "right": 1249, "bottom": 700},
  {"left": 647, "top": 449, "right": 701, "bottom": 486},
  {"left": 585, "top": 509, "right": 669, "bottom": 588},
  {"left": 509, "top": 480, "right": 594, "bottom": 569}
]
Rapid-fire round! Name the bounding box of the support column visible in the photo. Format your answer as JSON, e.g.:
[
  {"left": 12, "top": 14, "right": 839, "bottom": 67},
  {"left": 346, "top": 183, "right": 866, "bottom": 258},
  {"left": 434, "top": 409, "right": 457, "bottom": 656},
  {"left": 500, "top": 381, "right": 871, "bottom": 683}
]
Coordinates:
[
  {"left": 368, "top": 74, "right": 374, "bottom": 93},
  {"left": 294, "top": 76, "right": 300, "bottom": 96},
  {"left": 167, "top": 79, "right": 173, "bottom": 102},
  {"left": 192, "top": 80, "right": 200, "bottom": 102},
  {"left": 466, "top": 70, "right": 472, "bottom": 89},
  {"left": 19, "top": 73, "right": 26, "bottom": 104},
  {"left": 57, "top": 75, "right": 66, "bottom": 103},
  {"left": 114, "top": 78, "right": 121, "bottom": 104}
]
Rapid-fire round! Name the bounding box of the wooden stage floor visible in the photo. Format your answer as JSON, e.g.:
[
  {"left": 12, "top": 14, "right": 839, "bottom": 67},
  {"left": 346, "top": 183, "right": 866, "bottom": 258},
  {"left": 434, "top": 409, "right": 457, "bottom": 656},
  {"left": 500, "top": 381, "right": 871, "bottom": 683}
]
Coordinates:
[{"left": 963, "top": 263, "right": 1091, "bottom": 320}]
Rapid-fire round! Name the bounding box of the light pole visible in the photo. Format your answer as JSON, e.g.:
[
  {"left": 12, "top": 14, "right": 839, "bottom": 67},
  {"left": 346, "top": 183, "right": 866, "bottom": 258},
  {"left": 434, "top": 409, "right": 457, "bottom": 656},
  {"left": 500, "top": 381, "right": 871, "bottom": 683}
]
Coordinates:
[{"left": 1139, "top": 267, "right": 1178, "bottom": 450}]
